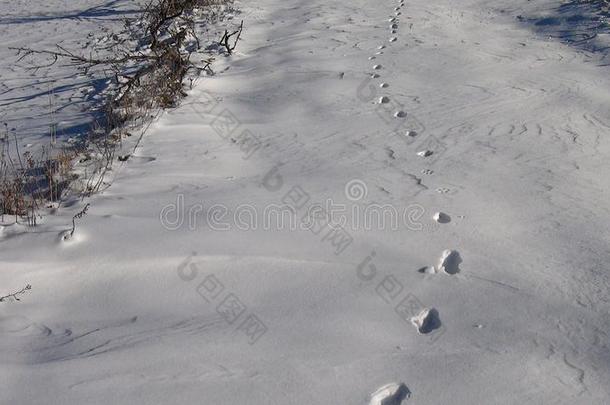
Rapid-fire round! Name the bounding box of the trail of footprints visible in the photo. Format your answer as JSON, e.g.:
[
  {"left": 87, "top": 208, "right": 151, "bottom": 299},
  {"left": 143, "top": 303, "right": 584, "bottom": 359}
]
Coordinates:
[
  {"left": 364, "top": 3, "right": 465, "bottom": 402},
  {"left": 368, "top": 0, "right": 409, "bottom": 142}
]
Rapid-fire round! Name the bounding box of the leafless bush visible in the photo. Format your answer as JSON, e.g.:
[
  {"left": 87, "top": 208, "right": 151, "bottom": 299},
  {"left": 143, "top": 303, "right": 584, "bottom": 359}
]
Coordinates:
[{"left": 4, "top": 0, "right": 242, "bottom": 218}]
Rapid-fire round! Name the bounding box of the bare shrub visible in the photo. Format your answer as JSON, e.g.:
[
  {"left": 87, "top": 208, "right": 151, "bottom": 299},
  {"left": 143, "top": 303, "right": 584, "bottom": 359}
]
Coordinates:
[{"left": 4, "top": 0, "right": 242, "bottom": 219}]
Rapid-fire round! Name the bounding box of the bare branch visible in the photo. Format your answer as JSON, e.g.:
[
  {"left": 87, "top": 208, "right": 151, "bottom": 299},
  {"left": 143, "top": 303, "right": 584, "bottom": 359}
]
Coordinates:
[
  {"left": 0, "top": 284, "right": 32, "bottom": 302},
  {"left": 219, "top": 20, "right": 243, "bottom": 54}
]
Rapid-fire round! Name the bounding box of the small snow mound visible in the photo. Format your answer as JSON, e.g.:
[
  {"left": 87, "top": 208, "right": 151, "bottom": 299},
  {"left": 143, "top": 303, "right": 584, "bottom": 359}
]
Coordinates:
[
  {"left": 370, "top": 382, "right": 410, "bottom": 405},
  {"left": 60, "top": 230, "right": 74, "bottom": 243},
  {"left": 0, "top": 222, "right": 28, "bottom": 240},
  {"left": 438, "top": 249, "right": 461, "bottom": 274},
  {"left": 58, "top": 229, "right": 86, "bottom": 245}
]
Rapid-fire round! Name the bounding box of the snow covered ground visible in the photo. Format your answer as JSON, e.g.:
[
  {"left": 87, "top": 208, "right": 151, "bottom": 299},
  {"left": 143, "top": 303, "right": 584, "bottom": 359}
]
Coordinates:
[
  {"left": 2, "top": 0, "right": 610, "bottom": 404},
  {"left": 0, "top": 0, "right": 144, "bottom": 148}
]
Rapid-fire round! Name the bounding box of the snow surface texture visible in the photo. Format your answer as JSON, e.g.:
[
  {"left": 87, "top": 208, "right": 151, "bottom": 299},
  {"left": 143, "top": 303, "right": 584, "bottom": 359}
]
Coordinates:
[{"left": 2, "top": 0, "right": 610, "bottom": 404}]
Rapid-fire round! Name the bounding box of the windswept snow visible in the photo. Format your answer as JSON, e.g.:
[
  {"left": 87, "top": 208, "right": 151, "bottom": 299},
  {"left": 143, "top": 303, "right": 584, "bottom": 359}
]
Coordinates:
[{"left": 2, "top": 0, "right": 610, "bottom": 403}]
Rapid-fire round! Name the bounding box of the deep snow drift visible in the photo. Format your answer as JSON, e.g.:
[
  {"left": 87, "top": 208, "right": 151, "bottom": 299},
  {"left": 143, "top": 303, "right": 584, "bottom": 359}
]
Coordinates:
[{"left": 1, "top": 0, "right": 610, "bottom": 404}]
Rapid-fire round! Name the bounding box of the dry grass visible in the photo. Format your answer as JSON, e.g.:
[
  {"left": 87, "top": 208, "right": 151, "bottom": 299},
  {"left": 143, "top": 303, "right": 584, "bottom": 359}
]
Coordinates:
[{"left": 2, "top": 0, "right": 239, "bottom": 221}]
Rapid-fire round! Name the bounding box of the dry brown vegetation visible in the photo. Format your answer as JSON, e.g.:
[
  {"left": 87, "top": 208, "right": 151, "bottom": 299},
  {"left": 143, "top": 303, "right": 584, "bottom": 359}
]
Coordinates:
[{"left": 1, "top": 0, "right": 242, "bottom": 222}]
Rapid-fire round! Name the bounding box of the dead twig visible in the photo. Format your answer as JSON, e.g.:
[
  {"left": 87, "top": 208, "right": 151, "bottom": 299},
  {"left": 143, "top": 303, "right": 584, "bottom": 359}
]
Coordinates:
[
  {"left": 69, "top": 203, "right": 90, "bottom": 238},
  {"left": 219, "top": 20, "right": 243, "bottom": 54},
  {"left": 0, "top": 284, "right": 32, "bottom": 302}
]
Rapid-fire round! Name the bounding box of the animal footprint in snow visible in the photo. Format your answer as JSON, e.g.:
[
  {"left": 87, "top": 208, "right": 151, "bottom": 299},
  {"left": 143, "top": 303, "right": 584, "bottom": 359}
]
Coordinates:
[
  {"left": 373, "top": 64, "right": 382, "bottom": 70},
  {"left": 421, "top": 169, "right": 434, "bottom": 175},
  {"left": 417, "top": 150, "right": 433, "bottom": 157},
  {"left": 390, "top": 23, "right": 398, "bottom": 29},
  {"left": 436, "top": 187, "right": 450, "bottom": 194},
  {"left": 433, "top": 212, "right": 451, "bottom": 223},
  {"left": 380, "top": 82, "right": 389, "bottom": 88},
  {"left": 394, "top": 111, "right": 407, "bottom": 118},
  {"left": 389, "top": 37, "right": 398, "bottom": 42},
  {"left": 378, "top": 45, "right": 386, "bottom": 49},
  {"left": 437, "top": 249, "right": 461, "bottom": 274},
  {"left": 371, "top": 73, "right": 380, "bottom": 78},
  {"left": 411, "top": 308, "right": 441, "bottom": 334},
  {"left": 406, "top": 130, "right": 417, "bottom": 137},
  {"left": 370, "top": 383, "right": 411, "bottom": 405},
  {"left": 418, "top": 266, "right": 437, "bottom": 275},
  {"left": 379, "top": 96, "right": 390, "bottom": 104}
]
